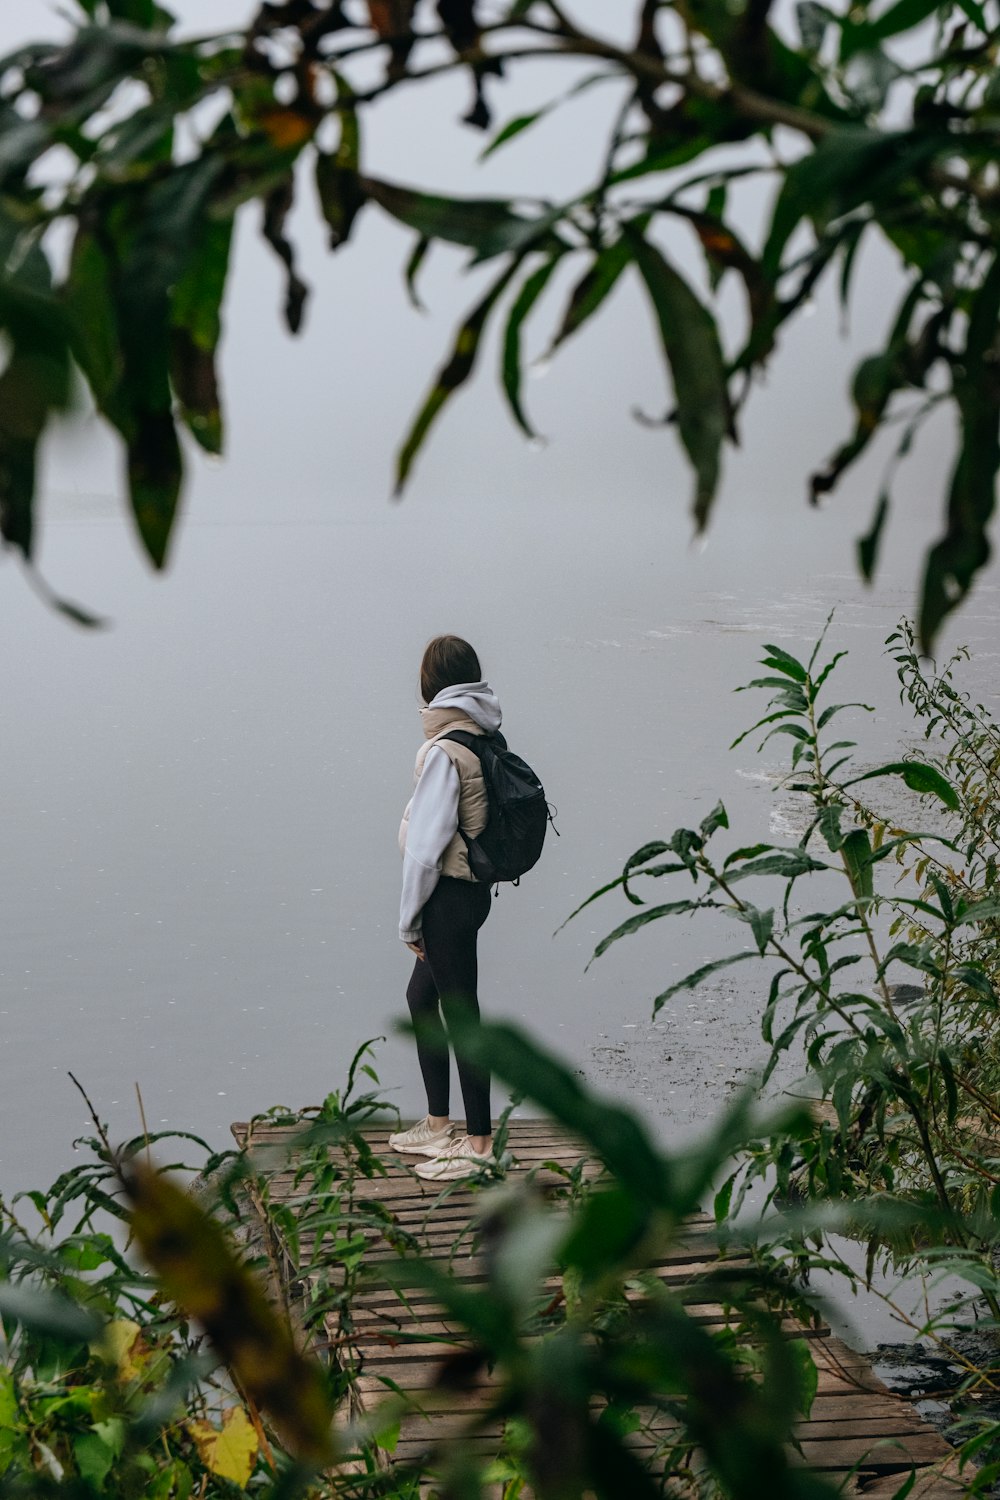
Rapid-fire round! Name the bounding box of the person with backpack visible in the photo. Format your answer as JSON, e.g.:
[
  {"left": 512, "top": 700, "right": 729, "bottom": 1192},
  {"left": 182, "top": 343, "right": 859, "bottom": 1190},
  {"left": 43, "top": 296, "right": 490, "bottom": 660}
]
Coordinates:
[{"left": 388, "top": 635, "right": 500, "bottom": 1181}]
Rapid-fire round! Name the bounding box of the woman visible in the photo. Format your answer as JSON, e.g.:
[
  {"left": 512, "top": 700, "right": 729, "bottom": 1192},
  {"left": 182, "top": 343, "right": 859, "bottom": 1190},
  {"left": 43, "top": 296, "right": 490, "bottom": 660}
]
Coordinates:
[{"left": 388, "top": 635, "right": 499, "bottom": 1181}]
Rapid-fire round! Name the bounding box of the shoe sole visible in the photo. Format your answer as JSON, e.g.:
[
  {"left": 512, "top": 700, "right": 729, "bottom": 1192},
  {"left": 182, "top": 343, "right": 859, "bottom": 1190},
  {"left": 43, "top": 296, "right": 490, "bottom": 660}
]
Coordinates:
[
  {"left": 388, "top": 1138, "right": 454, "bottom": 1156},
  {"left": 414, "top": 1160, "right": 492, "bottom": 1180}
]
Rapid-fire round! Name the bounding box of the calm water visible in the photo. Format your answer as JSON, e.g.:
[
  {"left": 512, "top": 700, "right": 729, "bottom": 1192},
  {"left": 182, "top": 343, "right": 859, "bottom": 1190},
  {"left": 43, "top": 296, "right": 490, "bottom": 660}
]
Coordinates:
[{"left": 5, "top": 492, "right": 997, "bottom": 1195}]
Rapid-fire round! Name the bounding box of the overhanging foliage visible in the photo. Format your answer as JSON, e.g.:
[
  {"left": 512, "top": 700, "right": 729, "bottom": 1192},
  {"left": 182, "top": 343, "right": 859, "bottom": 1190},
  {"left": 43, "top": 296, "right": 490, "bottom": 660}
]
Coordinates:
[{"left": 0, "top": 0, "right": 998, "bottom": 644}]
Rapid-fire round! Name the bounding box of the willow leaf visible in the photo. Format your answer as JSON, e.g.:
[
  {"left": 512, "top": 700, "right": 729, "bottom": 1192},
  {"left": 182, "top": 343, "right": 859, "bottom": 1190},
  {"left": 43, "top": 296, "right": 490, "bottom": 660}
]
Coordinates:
[
  {"left": 626, "top": 225, "right": 730, "bottom": 530},
  {"left": 502, "top": 252, "right": 564, "bottom": 439},
  {"left": 653, "top": 951, "right": 757, "bottom": 1015},
  {"left": 396, "top": 260, "right": 518, "bottom": 494},
  {"left": 543, "top": 236, "right": 632, "bottom": 361},
  {"left": 588, "top": 900, "right": 704, "bottom": 969},
  {"left": 843, "top": 759, "right": 959, "bottom": 810}
]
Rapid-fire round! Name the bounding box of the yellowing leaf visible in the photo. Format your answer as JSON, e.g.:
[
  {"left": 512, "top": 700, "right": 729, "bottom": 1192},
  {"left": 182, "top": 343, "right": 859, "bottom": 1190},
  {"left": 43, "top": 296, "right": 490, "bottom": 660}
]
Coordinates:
[
  {"left": 124, "top": 1160, "right": 335, "bottom": 1464},
  {"left": 258, "top": 109, "right": 314, "bottom": 149},
  {"left": 188, "top": 1407, "right": 258, "bottom": 1487},
  {"left": 93, "top": 1319, "right": 146, "bottom": 1380}
]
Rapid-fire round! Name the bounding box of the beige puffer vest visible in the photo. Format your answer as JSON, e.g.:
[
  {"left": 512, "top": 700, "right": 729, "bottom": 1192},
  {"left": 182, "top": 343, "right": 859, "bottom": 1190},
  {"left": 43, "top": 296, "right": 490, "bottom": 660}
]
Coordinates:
[{"left": 398, "top": 707, "right": 489, "bottom": 882}]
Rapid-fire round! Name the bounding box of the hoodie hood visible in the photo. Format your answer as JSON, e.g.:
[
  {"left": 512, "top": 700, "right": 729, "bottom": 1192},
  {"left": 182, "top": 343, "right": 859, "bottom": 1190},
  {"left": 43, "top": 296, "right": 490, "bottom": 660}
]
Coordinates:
[{"left": 421, "top": 681, "right": 502, "bottom": 738}]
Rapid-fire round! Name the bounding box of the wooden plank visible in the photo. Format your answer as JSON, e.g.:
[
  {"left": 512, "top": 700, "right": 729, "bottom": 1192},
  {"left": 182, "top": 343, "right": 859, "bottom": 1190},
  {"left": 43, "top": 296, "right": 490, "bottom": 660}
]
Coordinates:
[
  {"left": 855, "top": 1462, "right": 965, "bottom": 1496},
  {"left": 231, "top": 1119, "right": 959, "bottom": 1491}
]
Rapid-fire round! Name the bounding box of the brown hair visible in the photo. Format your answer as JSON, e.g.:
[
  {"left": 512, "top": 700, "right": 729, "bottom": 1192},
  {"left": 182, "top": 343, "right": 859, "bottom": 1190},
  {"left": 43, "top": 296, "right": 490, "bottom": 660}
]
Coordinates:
[{"left": 420, "top": 635, "right": 482, "bottom": 705}]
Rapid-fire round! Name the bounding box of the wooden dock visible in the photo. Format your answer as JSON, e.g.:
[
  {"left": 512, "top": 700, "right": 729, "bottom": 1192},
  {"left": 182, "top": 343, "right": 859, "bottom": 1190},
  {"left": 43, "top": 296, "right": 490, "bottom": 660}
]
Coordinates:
[{"left": 231, "top": 1117, "right": 965, "bottom": 1496}]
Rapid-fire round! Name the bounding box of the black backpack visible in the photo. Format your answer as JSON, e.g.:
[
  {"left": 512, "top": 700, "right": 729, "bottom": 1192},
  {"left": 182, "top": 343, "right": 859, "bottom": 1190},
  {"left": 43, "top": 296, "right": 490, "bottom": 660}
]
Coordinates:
[{"left": 440, "top": 730, "right": 551, "bottom": 884}]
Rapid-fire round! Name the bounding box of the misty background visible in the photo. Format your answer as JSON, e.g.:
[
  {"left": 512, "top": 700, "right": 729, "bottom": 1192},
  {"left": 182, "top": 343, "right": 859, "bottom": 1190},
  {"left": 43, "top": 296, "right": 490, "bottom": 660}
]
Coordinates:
[{"left": 1, "top": 1, "right": 997, "bottom": 1236}]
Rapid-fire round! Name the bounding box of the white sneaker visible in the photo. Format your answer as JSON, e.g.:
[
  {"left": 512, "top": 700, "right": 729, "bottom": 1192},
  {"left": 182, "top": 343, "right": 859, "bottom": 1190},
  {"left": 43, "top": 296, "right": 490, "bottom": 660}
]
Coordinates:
[
  {"left": 413, "top": 1135, "right": 494, "bottom": 1181},
  {"left": 387, "top": 1117, "right": 455, "bottom": 1156}
]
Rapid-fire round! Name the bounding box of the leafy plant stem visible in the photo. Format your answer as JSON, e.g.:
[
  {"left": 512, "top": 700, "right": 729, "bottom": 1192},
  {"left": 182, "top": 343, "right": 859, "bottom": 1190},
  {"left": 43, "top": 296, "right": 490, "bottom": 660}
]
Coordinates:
[
  {"left": 807, "top": 664, "right": 900, "bottom": 1025},
  {"left": 955, "top": 1073, "right": 1000, "bottom": 1127},
  {"left": 703, "top": 855, "right": 875, "bottom": 1049},
  {"left": 806, "top": 1240, "right": 1000, "bottom": 1390}
]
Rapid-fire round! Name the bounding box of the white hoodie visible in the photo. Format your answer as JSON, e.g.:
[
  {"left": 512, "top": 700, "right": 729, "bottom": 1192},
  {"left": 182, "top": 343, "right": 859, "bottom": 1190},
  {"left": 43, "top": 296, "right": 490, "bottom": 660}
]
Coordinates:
[{"left": 399, "top": 682, "right": 502, "bottom": 943}]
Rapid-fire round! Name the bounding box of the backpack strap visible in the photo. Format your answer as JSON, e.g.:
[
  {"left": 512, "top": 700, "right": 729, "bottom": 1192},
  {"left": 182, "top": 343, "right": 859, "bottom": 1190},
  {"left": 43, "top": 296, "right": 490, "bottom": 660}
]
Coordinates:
[
  {"left": 437, "top": 731, "right": 502, "bottom": 853},
  {"left": 439, "top": 729, "right": 507, "bottom": 757}
]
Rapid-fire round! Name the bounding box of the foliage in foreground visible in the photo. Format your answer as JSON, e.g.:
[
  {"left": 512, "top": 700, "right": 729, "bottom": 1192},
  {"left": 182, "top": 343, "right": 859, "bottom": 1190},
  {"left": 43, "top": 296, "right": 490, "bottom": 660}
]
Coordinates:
[
  {"left": 581, "top": 617, "right": 1000, "bottom": 1480},
  {"left": 1, "top": 1047, "right": 843, "bottom": 1500},
  {"left": 1, "top": 1, "right": 999, "bottom": 644}
]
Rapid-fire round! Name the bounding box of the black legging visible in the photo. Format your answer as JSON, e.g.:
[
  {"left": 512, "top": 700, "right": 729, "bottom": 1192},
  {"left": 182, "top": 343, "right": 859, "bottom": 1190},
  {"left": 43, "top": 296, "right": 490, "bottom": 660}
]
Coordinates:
[{"left": 405, "top": 875, "right": 492, "bottom": 1136}]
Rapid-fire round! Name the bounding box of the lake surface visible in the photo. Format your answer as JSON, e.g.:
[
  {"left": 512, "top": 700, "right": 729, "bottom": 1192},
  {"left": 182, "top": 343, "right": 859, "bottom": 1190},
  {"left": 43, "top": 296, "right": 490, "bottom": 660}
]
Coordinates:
[{"left": 4, "top": 490, "right": 997, "bottom": 1229}]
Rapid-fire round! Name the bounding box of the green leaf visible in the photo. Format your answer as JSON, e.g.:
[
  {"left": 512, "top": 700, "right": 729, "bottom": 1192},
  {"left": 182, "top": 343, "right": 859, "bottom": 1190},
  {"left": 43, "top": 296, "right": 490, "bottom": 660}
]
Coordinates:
[
  {"left": 653, "top": 951, "right": 757, "bottom": 1014},
  {"left": 0, "top": 112, "right": 52, "bottom": 185},
  {"left": 726, "top": 851, "right": 830, "bottom": 882},
  {"left": 813, "top": 648, "right": 849, "bottom": 692},
  {"left": 373, "top": 1251, "right": 515, "bottom": 1348},
  {"left": 315, "top": 155, "right": 366, "bottom": 252},
  {"left": 479, "top": 71, "right": 612, "bottom": 161},
  {"left": 68, "top": 157, "right": 224, "bottom": 566},
  {"left": 127, "top": 412, "right": 182, "bottom": 568},
  {"left": 741, "top": 904, "right": 775, "bottom": 953},
  {"left": 170, "top": 215, "right": 233, "bottom": 455},
  {"left": 94, "top": 101, "right": 175, "bottom": 171},
  {"left": 955, "top": 965, "right": 997, "bottom": 1001},
  {"left": 625, "top": 840, "right": 671, "bottom": 869},
  {"left": 542, "top": 237, "right": 632, "bottom": 361},
  {"left": 670, "top": 825, "right": 705, "bottom": 872},
  {"left": 731, "top": 711, "right": 802, "bottom": 751},
  {"left": 724, "top": 843, "right": 774, "bottom": 868},
  {"left": 74, "top": 1431, "right": 116, "bottom": 1489},
  {"left": 857, "top": 492, "right": 890, "bottom": 582},
  {"left": 0, "top": 216, "right": 72, "bottom": 559},
  {"left": 262, "top": 174, "right": 309, "bottom": 334},
  {"left": 589, "top": 900, "right": 705, "bottom": 967},
  {"left": 0, "top": 346, "right": 68, "bottom": 560},
  {"left": 738, "top": 675, "right": 809, "bottom": 699},
  {"left": 0, "top": 1281, "right": 101, "bottom": 1343},
  {"left": 25, "top": 22, "right": 168, "bottom": 114},
  {"left": 796, "top": 1, "right": 833, "bottom": 53},
  {"left": 404, "top": 234, "right": 431, "bottom": 310},
  {"left": 362, "top": 176, "right": 564, "bottom": 262},
  {"left": 699, "top": 801, "right": 729, "bottom": 840},
  {"left": 919, "top": 254, "right": 1000, "bottom": 652},
  {"left": 762, "top": 128, "right": 946, "bottom": 279},
  {"left": 622, "top": 840, "right": 689, "bottom": 903},
  {"left": 787, "top": 1337, "right": 819, "bottom": 1420},
  {"left": 395, "top": 260, "right": 517, "bottom": 493},
  {"left": 501, "top": 253, "right": 564, "bottom": 439},
  {"left": 840, "top": 0, "right": 947, "bottom": 62},
  {"left": 106, "top": 0, "right": 174, "bottom": 24},
  {"left": 64, "top": 229, "right": 122, "bottom": 415},
  {"left": 840, "top": 828, "right": 874, "bottom": 901},
  {"left": 816, "top": 701, "right": 869, "bottom": 730},
  {"left": 877, "top": 941, "right": 941, "bottom": 980},
  {"left": 625, "top": 225, "right": 730, "bottom": 530},
  {"left": 714, "top": 1169, "right": 738, "bottom": 1227},
  {"left": 0, "top": 1370, "right": 26, "bottom": 1473},
  {"left": 760, "top": 644, "right": 808, "bottom": 682},
  {"left": 315, "top": 105, "right": 365, "bottom": 251},
  {"left": 479, "top": 109, "right": 546, "bottom": 160},
  {"left": 843, "top": 759, "right": 959, "bottom": 810},
  {"left": 816, "top": 802, "right": 845, "bottom": 851},
  {"left": 444, "top": 1017, "right": 672, "bottom": 1208},
  {"left": 956, "top": 900, "right": 1000, "bottom": 927},
  {"left": 608, "top": 132, "right": 722, "bottom": 186},
  {"left": 561, "top": 1187, "right": 649, "bottom": 1276},
  {"left": 811, "top": 280, "right": 926, "bottom": 503}
]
